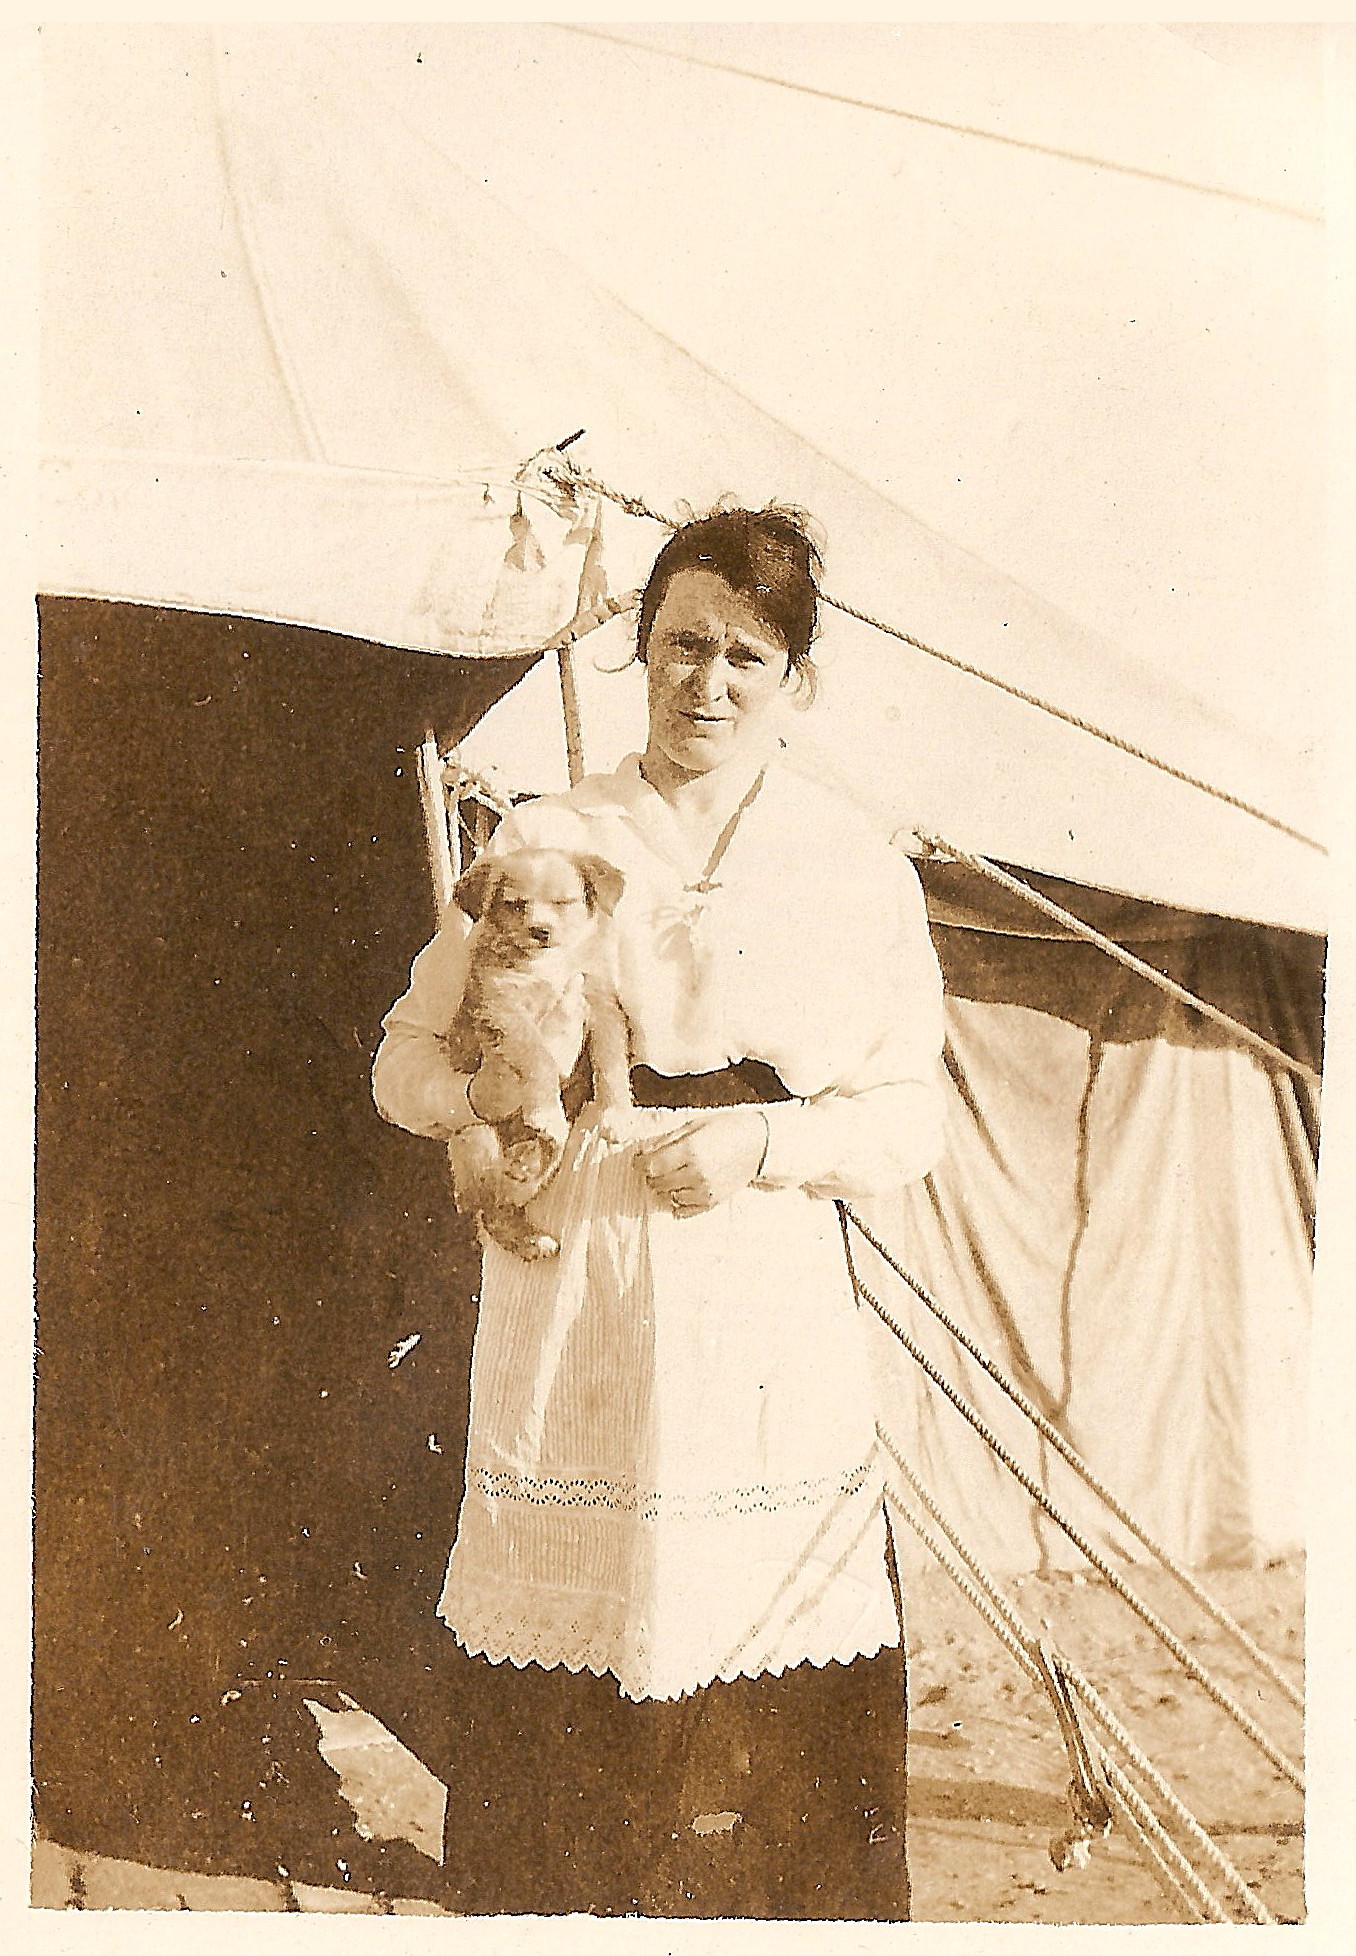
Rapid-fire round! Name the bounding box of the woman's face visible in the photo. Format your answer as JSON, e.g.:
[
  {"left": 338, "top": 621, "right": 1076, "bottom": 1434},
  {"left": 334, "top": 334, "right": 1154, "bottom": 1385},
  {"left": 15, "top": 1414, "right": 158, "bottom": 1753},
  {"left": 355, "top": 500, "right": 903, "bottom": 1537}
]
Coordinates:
[{"left": 643, "top": 569, "right": 793, "bottom": 779}]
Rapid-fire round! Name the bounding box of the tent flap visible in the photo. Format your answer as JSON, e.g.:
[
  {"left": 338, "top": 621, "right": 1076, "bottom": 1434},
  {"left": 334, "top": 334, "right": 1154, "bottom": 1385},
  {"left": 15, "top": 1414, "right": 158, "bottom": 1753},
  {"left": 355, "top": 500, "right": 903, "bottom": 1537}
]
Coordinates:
[
  {"left": 39, "top": 452, "right": 594, "bottom": 659},
  {"left": 867, "top": 917, "right": 1317, "bottom": 1573}
]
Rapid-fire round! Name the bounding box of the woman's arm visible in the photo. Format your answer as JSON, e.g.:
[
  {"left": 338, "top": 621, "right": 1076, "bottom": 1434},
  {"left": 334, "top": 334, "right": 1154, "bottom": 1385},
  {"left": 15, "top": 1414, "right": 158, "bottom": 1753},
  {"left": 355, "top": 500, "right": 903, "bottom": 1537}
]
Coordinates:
[
  {"left": 637, "top": 848, "right": 946, "bottom": 1210},
  {"left": 754, "top": 1075, "right": 943, "bottom": 1200},
  {"left": 754, "top": 850, "right": 946, "bottom": 1200},
  {"left": 755, "top": 855, "right": 944, "bottom": 1198},
  {"left": 371, "top": 924, "right": 482, "bottom": 1140}
]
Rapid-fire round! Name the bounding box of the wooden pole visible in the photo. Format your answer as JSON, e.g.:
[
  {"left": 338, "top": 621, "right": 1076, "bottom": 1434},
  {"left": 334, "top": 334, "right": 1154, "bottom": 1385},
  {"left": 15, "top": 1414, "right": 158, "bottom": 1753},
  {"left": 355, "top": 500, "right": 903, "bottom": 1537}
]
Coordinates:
[
  {"left": 417, "top": 728, "right": 457, "bottom": 925},
  {"left": 556, "top": 639, "right": 586, "bottom": 787}
]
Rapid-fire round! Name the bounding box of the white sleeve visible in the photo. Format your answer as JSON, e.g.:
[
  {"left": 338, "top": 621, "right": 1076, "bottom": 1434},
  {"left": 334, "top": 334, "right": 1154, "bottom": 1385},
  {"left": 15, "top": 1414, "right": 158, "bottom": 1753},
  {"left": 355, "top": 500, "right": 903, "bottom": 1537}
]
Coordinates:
[
  {"left": 371, "top": 922, "right": 479, "bottom": 1140},
  {"left": 754, "top": 852, "right": 946, "bottom": 1200}
]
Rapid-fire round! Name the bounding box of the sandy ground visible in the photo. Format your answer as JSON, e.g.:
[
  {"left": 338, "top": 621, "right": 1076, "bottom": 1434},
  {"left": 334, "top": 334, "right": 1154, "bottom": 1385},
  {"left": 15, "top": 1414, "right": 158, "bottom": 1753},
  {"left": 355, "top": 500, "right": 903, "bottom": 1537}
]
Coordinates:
[
  {"left": 34, "top": 1558, "right": 1303, "bottom": 1923},
  {"left": 903, "top": 1557, "right": 1304, "bottom": 1923}
]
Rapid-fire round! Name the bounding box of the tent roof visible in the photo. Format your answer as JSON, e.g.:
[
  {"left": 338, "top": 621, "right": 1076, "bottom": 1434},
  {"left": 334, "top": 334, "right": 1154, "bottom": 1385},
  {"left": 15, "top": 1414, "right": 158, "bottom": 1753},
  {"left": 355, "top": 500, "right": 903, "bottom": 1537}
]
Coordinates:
[{"left": 39, "top": 23, "right": 1331, "bottom": 931}]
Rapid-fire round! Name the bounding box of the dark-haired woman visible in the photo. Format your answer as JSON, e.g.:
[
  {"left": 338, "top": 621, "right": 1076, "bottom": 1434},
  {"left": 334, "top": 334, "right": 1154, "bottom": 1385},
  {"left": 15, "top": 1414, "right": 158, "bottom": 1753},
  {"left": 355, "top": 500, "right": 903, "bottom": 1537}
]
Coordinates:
[{"left": 373, "top": 509, "right": 945, "bottom": 1919}]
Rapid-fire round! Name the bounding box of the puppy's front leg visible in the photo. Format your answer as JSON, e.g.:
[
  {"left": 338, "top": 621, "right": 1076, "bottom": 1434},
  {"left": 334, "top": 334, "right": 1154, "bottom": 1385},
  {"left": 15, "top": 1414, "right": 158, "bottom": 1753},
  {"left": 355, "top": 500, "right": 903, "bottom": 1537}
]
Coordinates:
[{"left": 587, "top": 982, "right": 637, "bottom": 1146}]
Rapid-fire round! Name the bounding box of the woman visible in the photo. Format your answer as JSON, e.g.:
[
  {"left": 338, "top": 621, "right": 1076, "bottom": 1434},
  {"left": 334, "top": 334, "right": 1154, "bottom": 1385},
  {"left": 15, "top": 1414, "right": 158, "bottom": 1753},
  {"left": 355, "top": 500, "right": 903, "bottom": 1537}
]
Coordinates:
[{"left": 372, "top": 507, "right": 945, "bottom": 1919}]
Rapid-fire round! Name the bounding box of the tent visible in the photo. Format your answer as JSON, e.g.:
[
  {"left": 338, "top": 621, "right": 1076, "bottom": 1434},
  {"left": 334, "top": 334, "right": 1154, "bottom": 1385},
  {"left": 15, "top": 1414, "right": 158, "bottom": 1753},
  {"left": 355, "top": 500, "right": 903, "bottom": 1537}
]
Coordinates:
[{"left": 33, "top": 21, "right": 1326, "bottom": 1871}]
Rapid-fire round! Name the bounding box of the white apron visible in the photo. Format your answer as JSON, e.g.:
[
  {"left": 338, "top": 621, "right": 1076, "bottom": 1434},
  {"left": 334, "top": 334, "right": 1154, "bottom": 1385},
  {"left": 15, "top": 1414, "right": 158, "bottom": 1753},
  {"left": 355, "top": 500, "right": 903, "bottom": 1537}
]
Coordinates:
[{"left": 438, "top": 1109, "right": 896, "bottom": 1702}]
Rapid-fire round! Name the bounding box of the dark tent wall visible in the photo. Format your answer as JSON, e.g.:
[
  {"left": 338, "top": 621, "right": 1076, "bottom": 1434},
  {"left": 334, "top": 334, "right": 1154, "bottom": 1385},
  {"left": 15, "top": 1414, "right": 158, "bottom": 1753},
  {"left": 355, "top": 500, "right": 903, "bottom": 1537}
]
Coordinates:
[
  {"left": 34, "top": 598, "right": 532, "bottom": 1868},
  {"left": 868, "top": 866, "right": 1321, "bottom": 1576}
]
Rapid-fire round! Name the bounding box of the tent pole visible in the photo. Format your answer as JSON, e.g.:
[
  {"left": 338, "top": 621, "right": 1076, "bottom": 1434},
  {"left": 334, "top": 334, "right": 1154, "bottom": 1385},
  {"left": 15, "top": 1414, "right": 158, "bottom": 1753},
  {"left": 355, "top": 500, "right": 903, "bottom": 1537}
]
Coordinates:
[
  {"left": 418, "top": 728, "right": 457, "bottom": 926},
  {"left": 447, "top": 761, "right": 466, "bottom": 883},
  {"left": 557, "top": 639, "right": 586, "bottom": 787}
]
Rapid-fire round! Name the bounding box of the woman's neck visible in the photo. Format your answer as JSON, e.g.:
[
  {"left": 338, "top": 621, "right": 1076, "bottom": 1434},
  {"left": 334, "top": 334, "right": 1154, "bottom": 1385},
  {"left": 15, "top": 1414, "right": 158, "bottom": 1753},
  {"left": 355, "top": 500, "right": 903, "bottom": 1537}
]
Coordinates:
[{"left": 639, "top": 743, "right": 773, "bottom": 829}]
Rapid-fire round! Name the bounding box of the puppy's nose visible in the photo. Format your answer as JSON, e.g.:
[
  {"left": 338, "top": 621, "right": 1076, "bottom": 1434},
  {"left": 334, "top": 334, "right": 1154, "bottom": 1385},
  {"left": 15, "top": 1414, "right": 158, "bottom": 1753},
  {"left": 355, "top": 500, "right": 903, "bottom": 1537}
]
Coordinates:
[{"left": 526, "top": 920, "right": 554, "bottom": 944}]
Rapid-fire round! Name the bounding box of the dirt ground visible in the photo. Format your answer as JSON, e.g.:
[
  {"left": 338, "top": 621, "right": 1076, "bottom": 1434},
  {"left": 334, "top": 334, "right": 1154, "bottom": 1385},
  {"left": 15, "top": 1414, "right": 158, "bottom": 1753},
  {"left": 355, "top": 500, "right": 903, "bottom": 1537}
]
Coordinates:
[
  {"left": 297, "top": 1553, "right": 1304, "bottom": 1925},
  {"left": 901, "top": 1556, "right": 1304, "bottom": 1923},
  {"left": 34, "top": 1557, "right": 1303, "bottom": 1924}
]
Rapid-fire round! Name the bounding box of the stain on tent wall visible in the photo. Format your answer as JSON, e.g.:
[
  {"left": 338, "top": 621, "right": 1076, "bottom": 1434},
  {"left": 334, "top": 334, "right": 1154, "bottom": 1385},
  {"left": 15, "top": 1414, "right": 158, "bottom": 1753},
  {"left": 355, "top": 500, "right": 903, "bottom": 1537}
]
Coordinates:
[{"left": 34, "top": 598, "right": 532, "bottom": 1864}]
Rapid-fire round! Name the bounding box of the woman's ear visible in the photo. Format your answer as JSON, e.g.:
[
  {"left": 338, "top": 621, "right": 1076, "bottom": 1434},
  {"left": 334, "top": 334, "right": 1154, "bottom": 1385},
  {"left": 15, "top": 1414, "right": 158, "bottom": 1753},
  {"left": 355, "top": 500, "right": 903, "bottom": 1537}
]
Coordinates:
[
  {"left": 453, "top": 856, "right": 503, "bottom": 921},
  {"left": 783, "top": 657, "right": 817, "bottom": 707},
  {"left": 575, "top": 854, "right": 625, "bottom": 916}
]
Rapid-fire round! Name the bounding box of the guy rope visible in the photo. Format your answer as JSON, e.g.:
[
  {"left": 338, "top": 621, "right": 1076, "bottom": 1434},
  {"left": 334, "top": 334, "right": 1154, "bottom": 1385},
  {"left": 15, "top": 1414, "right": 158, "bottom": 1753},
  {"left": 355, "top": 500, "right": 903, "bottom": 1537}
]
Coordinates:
[{"left": 536, "top": 451, "right": 1326, "bottom": 856}]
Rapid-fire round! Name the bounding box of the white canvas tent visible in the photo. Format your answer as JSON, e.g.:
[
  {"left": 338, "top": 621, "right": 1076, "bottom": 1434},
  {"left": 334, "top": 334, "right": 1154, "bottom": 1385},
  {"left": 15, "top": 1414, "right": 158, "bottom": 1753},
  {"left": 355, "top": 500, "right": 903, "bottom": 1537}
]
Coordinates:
[
  {"left": 37, "top": 18, "right": 1325, "bottom": 1600},
  {"left": 42, "top": 21, "right": 1328, "bottom": 927}
]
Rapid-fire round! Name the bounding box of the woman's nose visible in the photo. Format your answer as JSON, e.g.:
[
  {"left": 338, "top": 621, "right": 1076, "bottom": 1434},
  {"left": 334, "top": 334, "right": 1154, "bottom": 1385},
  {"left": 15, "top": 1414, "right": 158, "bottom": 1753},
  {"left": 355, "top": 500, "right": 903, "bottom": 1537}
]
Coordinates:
[{"left": 689, "top": 656, "right": 729, "bottom": 703}]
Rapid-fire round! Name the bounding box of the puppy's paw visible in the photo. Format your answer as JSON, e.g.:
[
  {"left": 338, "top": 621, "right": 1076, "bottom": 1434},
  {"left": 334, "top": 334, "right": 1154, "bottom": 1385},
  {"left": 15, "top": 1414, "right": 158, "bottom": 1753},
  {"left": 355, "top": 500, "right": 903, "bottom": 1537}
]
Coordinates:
[
  {"left": 499, "top": 1132, "right": 559, "bottom": 1188},
  {"left": 481, "top": 1212, "right": 560, "bottom": 1261},
  {"left": 516, "top": 1230, "right": 561, "bottom": 1262}
]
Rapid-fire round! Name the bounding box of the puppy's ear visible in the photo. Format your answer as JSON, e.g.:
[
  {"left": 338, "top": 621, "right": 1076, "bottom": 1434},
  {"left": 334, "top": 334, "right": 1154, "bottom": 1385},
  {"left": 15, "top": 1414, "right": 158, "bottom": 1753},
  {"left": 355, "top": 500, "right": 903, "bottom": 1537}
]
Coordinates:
[
  {"left": 453, "top": 855, "right": 504, "bottom": 922},
  {"left": 575, "top": 854, "right": 625, "bottom": 916}
]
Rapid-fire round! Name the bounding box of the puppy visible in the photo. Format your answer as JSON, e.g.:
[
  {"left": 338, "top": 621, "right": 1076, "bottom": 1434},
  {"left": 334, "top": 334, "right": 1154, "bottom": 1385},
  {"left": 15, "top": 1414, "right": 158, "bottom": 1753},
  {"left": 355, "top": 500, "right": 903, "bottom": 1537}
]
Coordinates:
[{"left": 443, "top": 846, "right": 634, "bottom": 1260}]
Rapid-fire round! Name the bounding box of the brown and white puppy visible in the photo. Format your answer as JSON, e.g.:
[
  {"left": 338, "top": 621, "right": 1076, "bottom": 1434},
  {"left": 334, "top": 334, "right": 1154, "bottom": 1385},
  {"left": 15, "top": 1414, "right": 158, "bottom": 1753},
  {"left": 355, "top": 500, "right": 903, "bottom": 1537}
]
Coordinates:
[{"left": 443, "top": 847, "right": 634, "bottom": 1260}]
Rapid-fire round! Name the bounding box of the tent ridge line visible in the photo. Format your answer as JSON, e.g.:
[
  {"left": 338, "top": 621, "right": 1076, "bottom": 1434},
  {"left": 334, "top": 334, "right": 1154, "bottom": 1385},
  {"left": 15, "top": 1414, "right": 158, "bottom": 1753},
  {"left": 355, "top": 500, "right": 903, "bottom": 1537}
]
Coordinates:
[
  {"left": 554, "top": 23, "right": 1320, "bottom": 226},
  {"left": 209, "top": 27, "right": 329, "bottom": 466}
]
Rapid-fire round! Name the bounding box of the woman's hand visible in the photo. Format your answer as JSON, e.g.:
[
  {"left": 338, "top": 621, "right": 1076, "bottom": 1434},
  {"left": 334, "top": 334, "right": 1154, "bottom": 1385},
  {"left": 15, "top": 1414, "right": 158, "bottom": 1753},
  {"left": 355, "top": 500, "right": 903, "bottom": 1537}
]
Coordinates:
[{"left": 635, "top": 1109, "right": 770, "bottom": 1217}]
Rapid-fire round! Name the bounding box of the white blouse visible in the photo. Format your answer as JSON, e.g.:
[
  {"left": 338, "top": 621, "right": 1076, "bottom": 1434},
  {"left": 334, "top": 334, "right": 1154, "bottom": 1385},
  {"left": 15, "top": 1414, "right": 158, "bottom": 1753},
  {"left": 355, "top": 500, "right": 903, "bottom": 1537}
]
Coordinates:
[{"left": 373, "top": 753, "right": 946, "bottom": 1701}]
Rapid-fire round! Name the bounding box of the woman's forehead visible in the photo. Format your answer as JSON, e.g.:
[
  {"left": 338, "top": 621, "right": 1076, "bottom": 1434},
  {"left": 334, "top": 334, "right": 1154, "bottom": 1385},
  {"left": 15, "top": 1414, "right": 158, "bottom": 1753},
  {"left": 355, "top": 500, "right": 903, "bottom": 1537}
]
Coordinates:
[{"left": 649, "top": 568, "right": 784, "bottom": 652}]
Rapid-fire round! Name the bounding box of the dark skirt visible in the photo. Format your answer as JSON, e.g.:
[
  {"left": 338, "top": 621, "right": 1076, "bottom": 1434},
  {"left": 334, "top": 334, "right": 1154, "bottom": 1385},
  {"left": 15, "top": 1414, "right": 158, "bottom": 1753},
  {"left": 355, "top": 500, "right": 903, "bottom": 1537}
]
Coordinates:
[{"left": 438, "top": 1643, "right": 910, "bottom": 1920}]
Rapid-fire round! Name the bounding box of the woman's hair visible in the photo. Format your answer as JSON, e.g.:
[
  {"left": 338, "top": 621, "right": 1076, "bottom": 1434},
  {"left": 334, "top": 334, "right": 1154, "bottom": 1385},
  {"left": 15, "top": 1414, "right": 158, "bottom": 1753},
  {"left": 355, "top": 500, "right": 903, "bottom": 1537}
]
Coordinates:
[{"left": 635, "top": 505, "right": 823, "bottom": 696}]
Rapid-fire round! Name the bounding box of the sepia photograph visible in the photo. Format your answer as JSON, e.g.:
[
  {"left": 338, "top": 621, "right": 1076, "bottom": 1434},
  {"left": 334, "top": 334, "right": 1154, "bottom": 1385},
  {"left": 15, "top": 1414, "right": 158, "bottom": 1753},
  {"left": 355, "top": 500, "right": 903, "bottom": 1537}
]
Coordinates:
[{"left": 19, "top": 15, "right": 1349, "bottom": 1932}]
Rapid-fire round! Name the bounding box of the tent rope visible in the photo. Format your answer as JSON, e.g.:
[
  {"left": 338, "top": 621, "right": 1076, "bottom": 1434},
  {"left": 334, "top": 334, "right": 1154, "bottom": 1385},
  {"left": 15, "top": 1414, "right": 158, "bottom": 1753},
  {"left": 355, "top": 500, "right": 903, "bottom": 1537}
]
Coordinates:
[
  {"left": 1098, "top": 1760, "right": 1228, "bottom": 1923},
  {"left": 847, "top": 1207, "right": 1304, "bottom": 1709},
  {"left": 879, "top": 1434, "right": 1278, "bottom": 1923},
  {"left": 1073, "top": 1679, "right": 1276, "bottom": 1924},
  {"left": 884, "top": 1486, "right": 1232, "bottom": 1924},
  {"left": 837, "top": 1214, "right": 1305, "bottom": 1791},
  {"left": 540, "top": 458, "right": 1324, "bottom": 856},
  {"left": 887, "top": 1483, "right": 1207, "bottom": 1922},
  {"left": 917, "top": 835, "right": 1320, "bottom": 1085},
  {"left": 833, "top": 601, "right": 1322, "bottom": 852}
]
